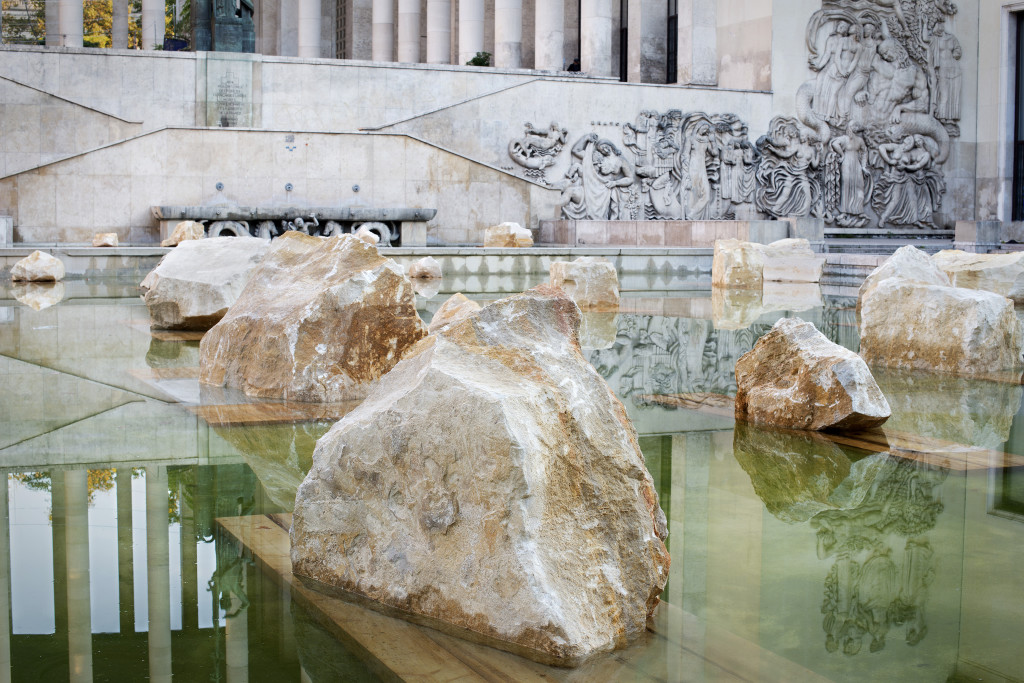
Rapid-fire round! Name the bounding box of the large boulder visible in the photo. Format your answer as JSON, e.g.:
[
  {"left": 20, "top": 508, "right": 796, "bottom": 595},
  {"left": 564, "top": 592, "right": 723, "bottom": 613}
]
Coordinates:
[
  {"left": 712, "top": 238, "right": 823, "bottom": 289},
  {"left": 291, "top": 286, "right": 670, "bottom": 667},
  {"left": 11, "top": 250, "right": 65, "bottom": 282},
  {"left": 484, "top": 222, "right": 533, "bottom": 248},
  {"left": 141, "top": 236, "right": 270, "bottom": 330},
  {"left": 550, "top": 256, "right": 620, "bottom": 311},
  {"left": 200, "top": 232, "right": 427, "bottom": 402},
  {"left": 161, "top": 220, "right": 205, "bottom": 247},
  {"left": 857, "top": 245, "right": 949, "bottom": 314},
  {"left": 860, "top": 277, "right": 1024, "bottom": 374},
  {"left": 735, "top": 317, "right": 890, "bottom": 431},
  {"left": 932, "top": 249, "right": 1024, "bottom": 303}
]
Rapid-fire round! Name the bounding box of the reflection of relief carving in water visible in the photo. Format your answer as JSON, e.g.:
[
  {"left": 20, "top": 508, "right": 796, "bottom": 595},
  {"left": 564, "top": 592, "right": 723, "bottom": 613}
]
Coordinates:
[
  {"left": 797, "top": 0, "right": 959, "bottom": 230},
  {"left": 507, "top": 122, "right": 568, "bottom": 182},
  {"left": 555, "top": 111, "right": 760, "bottom": 222},
  {"left": 733, "top": 424, "right": 948, "bottom": 656},
  {"left": 538, "top": 2, "right": 961, "bottom": 231}
]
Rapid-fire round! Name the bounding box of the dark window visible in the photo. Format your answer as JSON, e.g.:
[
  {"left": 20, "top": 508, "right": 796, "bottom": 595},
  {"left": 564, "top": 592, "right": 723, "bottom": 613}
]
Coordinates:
[
  {"left": 1014, "top": 12, "right": 1024, "bottom": 219},
  {"left": 620, "top": 0, "right": 628, "bottom": 81},
  {"left": 667, "top": 1, "right": 678, "bottom": 83}
]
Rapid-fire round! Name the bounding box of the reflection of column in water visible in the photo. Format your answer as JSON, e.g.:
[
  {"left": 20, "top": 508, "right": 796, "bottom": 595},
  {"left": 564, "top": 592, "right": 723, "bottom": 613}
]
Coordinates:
[
  {"left": 179, "top": 478, "right": 198, "bottom": 632},
  {"left": 65, "top": 470, "right": 92, "bottom": 682},
  {"left": 51, "top": 473, "right": 68, "bottom": 646},
  {"left": 0, "top": 475, "right": 11, "bottom": 683},
  {"left": 116, "top": 469, "right": 134, "bottom": 635},
  {"left": 146, "top": 466, "right": 172, "bottom": 683},
  {"left": 225, "top": 567, "right": 249, "bottom": 683}
]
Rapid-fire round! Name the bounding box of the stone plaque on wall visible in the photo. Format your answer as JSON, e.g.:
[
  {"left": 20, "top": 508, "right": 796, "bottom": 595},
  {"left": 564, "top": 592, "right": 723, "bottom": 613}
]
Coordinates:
[{"left": 205, "top": 56, "right": 254, "bottom": 128}]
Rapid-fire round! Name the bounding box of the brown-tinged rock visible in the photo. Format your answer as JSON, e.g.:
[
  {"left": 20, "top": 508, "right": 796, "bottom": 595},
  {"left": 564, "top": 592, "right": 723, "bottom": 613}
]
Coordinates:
[
  {"left": 735, "top": 317, "right": 890, "bottom": 431},
  {"left": 141, "top": 236, "right": 270, "bottom": 330},
  {"left": 484, "top": 222, "right": 533, "bottom": 247},
  {"left": 712, "top": 238, "right": 823, "bottom": 289},
  {"left": 550, "top": 256, "right": 619, "bottom": 311},
  {"left": 291, "top": 286, "right": 670, "bottom": 667},
  {"left": 427, "top": 292, "right": 481, "bottom": 334},
  {"left": 199, "top": 232, "right": 426, "bottom": 402},
  {"left": 932, "top": 249, "right": 1024, "bottom": 303},
  {"left": 92, "top": 232, "right": 119, "bottom": 247},
  {"left": 353, "top": 225, "right": 380, "bottom": 245},
  {"left": 11, "top": 250, "right": 65, "bottom": 282},
  {"left": 161, "top": 220, "right": 205, "bottom": 247}
]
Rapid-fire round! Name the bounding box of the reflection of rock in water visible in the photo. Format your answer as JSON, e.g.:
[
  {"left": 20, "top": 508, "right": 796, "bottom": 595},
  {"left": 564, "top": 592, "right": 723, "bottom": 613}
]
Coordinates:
[
  {"left": 874, "top": 368, "right": 1024, "bottom": 450},
  {"left": 12, "top": 281, "right": 65, "bottom": 310},
  {"left": 213, "top": 422, "right": 332, "bottom": 511},
  {"left": 146, "top": 338, "right": 201, "bottom": 368},
  {"left": 733, "top": 423, "right": 878, "bottom": 523},
  {"left": 734, "top": 428, "right": 948, "bottom": 656}
]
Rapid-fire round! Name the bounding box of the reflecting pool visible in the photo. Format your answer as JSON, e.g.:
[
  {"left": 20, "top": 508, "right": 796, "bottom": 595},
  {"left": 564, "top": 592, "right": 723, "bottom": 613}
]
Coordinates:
[{"left": 0, "top": 276, "right": 1021, "bottom": 682}]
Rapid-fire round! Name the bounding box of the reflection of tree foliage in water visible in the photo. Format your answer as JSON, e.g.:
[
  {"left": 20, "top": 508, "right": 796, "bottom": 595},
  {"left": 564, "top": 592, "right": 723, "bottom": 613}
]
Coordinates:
[
  {"left": 11, "top": 468, "right": 155, "bottom": 517},
  {"left": 814, "top": 456, "right": 947, "bottom": 656}
]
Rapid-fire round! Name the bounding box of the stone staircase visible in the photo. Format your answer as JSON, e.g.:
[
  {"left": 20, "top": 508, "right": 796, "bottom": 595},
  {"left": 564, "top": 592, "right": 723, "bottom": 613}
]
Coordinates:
[{"left": 824, "top": 227, "right": 954, "bottom": 254}]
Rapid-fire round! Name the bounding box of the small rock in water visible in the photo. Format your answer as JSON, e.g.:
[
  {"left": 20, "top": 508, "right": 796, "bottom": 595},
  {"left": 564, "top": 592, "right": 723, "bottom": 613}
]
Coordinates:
[
  {"left": 549, "top": 256, "right": 619, "bottom": 311},
  {"left": 484, "top": 221, "right": 533, "bottom": 248},
  {"left": 92, "top": 232, "right": 119, "bottom": 247},
  {"left": 161, "top": 220, "right": 205, "bottom": 247},
  {"left": 11, "top": 250, "right": 65, "bottom": 282},
  {"left": 141, "top": 236, "right": 270, "bottom": 330},
  {"left": 735, "top": 317, "right": 890, "bottom": 431},
  {"left": 427, "top": 292, "right": 481, "bottom": 334},
  {"left": 291, "top": 285, "right": 669, "bottom": 667},
  {"left": 408, "top": 256, "right": 442, "bottom": 279},
  {"left": 200, "top": 232, "right": 426, "bottom": 402},
  {"left": 353, "top": 225, "right": 380, "bottom": 245}
]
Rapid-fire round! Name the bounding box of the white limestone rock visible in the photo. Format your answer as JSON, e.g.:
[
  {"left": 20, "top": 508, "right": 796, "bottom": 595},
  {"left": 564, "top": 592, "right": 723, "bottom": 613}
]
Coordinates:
[
  {"left": 484, "top": 221, "right": 533, "bottom": 248},
  {"left": 408, "top": 256, "right": 442, "bottom": 279},
  {"left": 857, "top": 245, "right": 949, "bottom": 314},
  {"left": 161, "top": 220, "right": 205, "bottom": 247},
  {"left": 353, "top": 225, "right": 380, "bottom": 245},
  {"left": 10, "top": 250, "right": 65, "bottom": 282},
  {"left": 712, "top": 238, "right": 822, "bottom": 289},
  {"left": 735, "top": 317, "right": 890, "bottom": 431},
  {"left": 859, "top": 278, "right": 1024, "bottom": 374},
  {"left": 200, "top": 232, "right": 427, "bottom": 402},
  {"left": 932, "top": 249, "right": 1024, "bottom": 303},
  {"left": 92, "top": 232, "right": 119, "bottom": 247},
  {"left": 427, "top": 292, "right": 481, "bottom": 334},
  {"left": 550, "top": 256, "right": 620, "bottom": 311},
  {"left": 291, "top": 286, "right": 670, "bottom": 667},
  {"left": 141, "top": 236, "right": 270, "bottom": 330}
]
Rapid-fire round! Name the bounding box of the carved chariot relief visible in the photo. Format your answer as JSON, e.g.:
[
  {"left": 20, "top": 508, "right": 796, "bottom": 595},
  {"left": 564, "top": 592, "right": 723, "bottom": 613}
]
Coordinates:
[{"left": 507, "top": 1, "right": 963, "bottom": 231}]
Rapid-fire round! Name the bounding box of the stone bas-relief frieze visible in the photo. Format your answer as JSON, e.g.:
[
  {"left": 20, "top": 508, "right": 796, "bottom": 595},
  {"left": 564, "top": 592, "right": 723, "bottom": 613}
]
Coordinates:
[{"left": 509, "top": 1, "right": 962, "bottom": 232}]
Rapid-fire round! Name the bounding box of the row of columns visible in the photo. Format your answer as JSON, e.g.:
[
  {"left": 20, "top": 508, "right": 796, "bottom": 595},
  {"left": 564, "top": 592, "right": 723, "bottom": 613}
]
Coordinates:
[{"left": 43, "top": 0, "right": 162, "bottom": 49}]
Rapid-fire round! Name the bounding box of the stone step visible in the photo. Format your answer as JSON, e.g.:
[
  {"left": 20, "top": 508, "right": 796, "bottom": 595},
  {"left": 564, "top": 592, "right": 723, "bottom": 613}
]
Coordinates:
[
  {"left": 825, "top": 228, "right": 955, "bottom": 238},
  {"left": 826, "top": 238, "right": 953, "bottom": 255}
]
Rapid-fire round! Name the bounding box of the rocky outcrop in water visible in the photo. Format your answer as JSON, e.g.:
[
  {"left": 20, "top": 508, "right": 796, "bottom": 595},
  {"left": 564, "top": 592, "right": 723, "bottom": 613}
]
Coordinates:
[
  {"left": 291, "top": 286, "right": 669, "bottom": 667},
  {"left": 142, "top": 236, "right": 269, "bottom": 330},
  {"left": 161, "top": 220, "right": 205, "bottom": 247},
  {"left": 856, "top": 245, "right": 949, "bottom": 314},
  {"left": 712, "top": 238, "right": 823, "bottom": 289},
  {"left": 735, "top": 317, "right": 890, "bottom": 431},
  {"left": 932, "top": 249, "right": 1024, "bottom": 303},
  {"left": 10, "top": 250, "right": 64, "bottom": 282},
  {"left": 92, "top": 232, "right": 119, "bottom": 247},
  {"left": 484, "top": 222, "right": 533, "bottom": 247},
  {"left": 550, "top": 256, "right": 620, "bottom": 311},
  {"left": 200, "top": 232, "right": 427, "bottom": 402}
]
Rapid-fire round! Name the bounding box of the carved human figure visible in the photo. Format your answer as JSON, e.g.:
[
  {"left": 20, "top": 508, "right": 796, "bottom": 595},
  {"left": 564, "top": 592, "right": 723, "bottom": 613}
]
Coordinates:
[
  {"left": 830, "top": 129, "right": 870, "bottom": 225},
  {"left": 837, "top": 20, "right": 882, "bottom": 123},
  {"left": 930, "top": 23, "right": 962, "bottom": 125},
  {"left": 568, "top": 134, "right": 636, "bottom": 220},
  {"left": 874, "top": 134, "right": 940, "bottom": 228},
  {"left": 682, "top": 120, "right": 717, "bottom": 219},
  {"left": 868, "top": 40, "right": 929, "bottom": 125},
  {"left": 810, "top": 20, "right": 858, "bottom": 126},
  {"left": 755, "top": 118, "right": 822, "bottom": 218},
  {"left": 559, "top": 161, "right": 587, "bottom": 220}
]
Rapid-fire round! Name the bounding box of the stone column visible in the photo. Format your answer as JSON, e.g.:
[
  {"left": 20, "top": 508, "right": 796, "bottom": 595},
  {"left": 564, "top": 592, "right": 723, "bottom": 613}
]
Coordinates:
[
  {"left": 494, "top": 0, "right": 523, "bottom": 69},
  {"left": 65, "top": 471, "right": 92, "bottom": 683},
  {"left": 112, "top": 0, "right": 130, "bottom": 49},
  {"left": 397, "top": 0, "right": 420, "bottom": 62},
  {"left": 458, "top": 0, "right": 484, "bottom": 65},
  {"left": 141, "top": 0, "right": 165, "bottom": 50},
  {"left": 45, "top": 0, "right": 60, "bottom": 46},
  {"left": 58, "top": 0, "right": 83, "bottom": 47},
  {"left": 426, "top": 0, "right": 451, "bottom": 64},
  {"left": 677, "top": 0, "right": 717, "bottom": 85},
  {"left": 534, "top": 0, "right": 564, "bottom": 71},
  {"left": 372, "top": 0, "right": 394, "bottom": 61},
  {"left": 297, "top": 0, "right": 323, "bottom": 57},
  {"left": 0, "top": 476, "right": 11, "bottom": 682},
  {"left": 147, "top": 467, "right": 172, "bottom": 683},
  {"left": 580, "top": 0, "right": 612, "bottom": 76}
]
